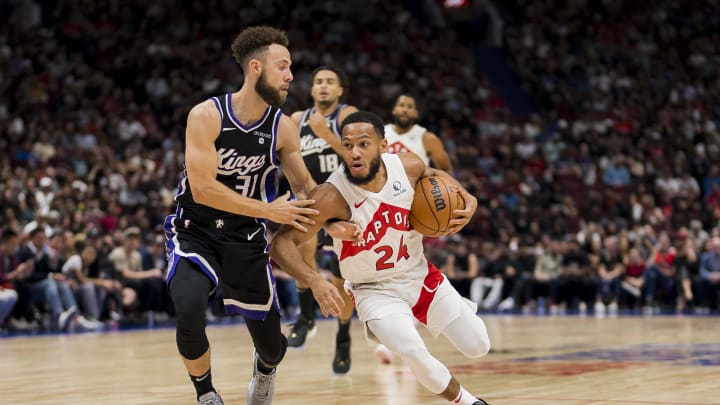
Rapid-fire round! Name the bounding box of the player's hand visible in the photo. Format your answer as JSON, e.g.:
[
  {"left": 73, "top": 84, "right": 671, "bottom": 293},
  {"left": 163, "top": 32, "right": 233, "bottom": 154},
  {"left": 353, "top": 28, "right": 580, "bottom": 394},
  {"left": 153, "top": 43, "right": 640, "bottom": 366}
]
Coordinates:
[
  {"left": 307, "top": 111, "right": 333, "bottom": 142},
  {"left": 325, "top": 221, "right": 363, "bottom": 245},
  {"left": 268, "top": 191, "right": 319, "bottom": 232},
  {"left": 309, "top": 275, "right": 344, "bottom": 317},
  {"left": 448, "top": 188, "right": 477, "bottom": 234}
]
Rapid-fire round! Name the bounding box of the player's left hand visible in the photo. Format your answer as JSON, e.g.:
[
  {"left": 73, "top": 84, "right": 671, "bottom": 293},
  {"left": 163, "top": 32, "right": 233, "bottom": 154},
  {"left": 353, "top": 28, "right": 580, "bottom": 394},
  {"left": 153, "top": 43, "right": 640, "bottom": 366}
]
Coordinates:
[
  {"left": 325, "top": 221, "right": 363, "bottom": 245},
  {"left": 448, "top": 188, "right": 477, "bottom": 234},
  {"left": 309, "top": 275, "right": 345, "bottom": 317}
]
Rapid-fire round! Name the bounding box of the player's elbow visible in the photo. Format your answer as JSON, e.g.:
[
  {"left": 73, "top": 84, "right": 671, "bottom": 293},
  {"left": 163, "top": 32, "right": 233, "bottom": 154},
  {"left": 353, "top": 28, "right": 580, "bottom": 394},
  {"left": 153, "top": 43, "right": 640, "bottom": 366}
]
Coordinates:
[{"left": 188, "top": 179, "right": 214, "bottom": 205}]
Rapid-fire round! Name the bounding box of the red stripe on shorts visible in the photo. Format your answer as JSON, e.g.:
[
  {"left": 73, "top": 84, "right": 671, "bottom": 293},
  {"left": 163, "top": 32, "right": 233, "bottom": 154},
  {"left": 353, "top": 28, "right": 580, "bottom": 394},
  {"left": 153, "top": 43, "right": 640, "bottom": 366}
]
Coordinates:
[{"left": 411, "top": 260, "right": 444, "bottom": 325}]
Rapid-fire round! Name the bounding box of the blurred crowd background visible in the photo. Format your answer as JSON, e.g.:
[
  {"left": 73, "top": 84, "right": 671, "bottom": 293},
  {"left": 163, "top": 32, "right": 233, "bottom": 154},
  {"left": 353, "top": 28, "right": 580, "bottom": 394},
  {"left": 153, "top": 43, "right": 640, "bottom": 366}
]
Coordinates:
[{"left": 2, "top": 0, "right": 720, "bottom": 333}]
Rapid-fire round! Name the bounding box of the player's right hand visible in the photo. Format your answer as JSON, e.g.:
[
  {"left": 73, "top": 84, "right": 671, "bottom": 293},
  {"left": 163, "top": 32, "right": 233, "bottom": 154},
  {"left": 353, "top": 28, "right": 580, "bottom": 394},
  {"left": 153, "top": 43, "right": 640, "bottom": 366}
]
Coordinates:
[
  {"left": 309, "top": 275, "right": 344, "bottom": 317},
  {"left": 268, "top": 191, "right": 319, "bottom": 232}
]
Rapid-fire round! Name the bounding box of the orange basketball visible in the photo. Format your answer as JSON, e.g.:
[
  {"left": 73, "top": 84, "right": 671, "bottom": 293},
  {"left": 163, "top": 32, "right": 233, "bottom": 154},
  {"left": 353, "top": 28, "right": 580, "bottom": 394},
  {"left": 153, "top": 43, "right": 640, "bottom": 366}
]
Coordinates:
[{"left": 409, "top": 176, "right": 465, "bottom": 237}]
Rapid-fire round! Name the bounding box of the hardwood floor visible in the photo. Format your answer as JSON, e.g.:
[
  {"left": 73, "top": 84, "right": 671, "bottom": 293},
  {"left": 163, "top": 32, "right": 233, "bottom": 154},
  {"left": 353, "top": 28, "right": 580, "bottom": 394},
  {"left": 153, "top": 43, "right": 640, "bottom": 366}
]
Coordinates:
[{"left": 2, "top": 315, "right": 718, "bottom": 404}]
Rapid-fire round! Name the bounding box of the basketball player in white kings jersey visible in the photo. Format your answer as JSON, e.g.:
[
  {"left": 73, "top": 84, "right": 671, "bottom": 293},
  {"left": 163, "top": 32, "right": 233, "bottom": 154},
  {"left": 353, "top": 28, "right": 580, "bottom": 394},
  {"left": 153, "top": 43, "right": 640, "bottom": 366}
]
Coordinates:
[
  {"left": 271, "top": 111, "right": 492, "bottom": 405},
  {"left": 385, "top": 94, "right": 453, "bottom": 172}
]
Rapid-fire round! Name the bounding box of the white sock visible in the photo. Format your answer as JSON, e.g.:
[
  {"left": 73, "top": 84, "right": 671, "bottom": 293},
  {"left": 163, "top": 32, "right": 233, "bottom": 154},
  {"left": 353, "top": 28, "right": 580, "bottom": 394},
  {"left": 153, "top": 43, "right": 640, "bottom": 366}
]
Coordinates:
[{"left": 452, "top": 386, "right": 477, "bottom": 405}]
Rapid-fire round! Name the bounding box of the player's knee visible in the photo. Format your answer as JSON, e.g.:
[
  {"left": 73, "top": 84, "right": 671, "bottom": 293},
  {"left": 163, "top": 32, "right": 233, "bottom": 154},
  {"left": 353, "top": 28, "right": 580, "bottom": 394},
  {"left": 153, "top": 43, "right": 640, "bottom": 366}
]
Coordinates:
[
  {"left": 461, "top": 326, "right": 491, "bottom": 358},
  {"left": 170, "top": 281, "right": 210, "bottom": 359},
  {"left": 174, "top": 301, "right": 208, "bottom": 359},
  {"left": 466, "top": 335, "right": 491, "bottom": 358},
  {"left": 394, "top": 340, "right": 429, "bottom": 362},
  {"left": 256, "top": 333, "right": 287, "bottom": 368},
  {"left": 176, "top": 327, "right": 209, "bottom": 360}
]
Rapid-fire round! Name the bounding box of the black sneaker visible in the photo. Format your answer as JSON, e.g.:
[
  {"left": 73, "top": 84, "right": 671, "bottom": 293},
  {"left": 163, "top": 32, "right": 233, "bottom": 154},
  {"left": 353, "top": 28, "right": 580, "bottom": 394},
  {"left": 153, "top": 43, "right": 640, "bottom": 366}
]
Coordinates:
[
  {"left": 332, "top": 337, "right": 351, "bottom": 374},
  {"left": 287, "top": 316, "right": 317, "bottom": 348},
  {"left": 473, "top": 399, "right": 491, "bottom": 405}
]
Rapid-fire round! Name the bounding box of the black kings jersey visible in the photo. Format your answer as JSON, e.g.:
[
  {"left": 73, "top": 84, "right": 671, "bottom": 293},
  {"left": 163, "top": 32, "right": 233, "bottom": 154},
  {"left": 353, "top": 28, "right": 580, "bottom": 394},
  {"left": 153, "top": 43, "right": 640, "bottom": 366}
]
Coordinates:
[
  {"left": 174, "top": 93, "right": 282, "bottom": 227},
  {"left": 298, "top": 104, "right": 346, "bottom": 183}
]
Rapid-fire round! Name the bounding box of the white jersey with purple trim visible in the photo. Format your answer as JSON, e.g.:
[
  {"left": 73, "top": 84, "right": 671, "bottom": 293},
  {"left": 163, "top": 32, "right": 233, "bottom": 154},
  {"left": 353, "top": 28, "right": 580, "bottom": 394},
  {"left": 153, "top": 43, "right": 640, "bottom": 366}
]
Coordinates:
[
  {"left": 384, "top": 124, "right": 429, "bottom": 165},
  {"left": 327, "top": 153, "right": 426, "bottom": 284}
]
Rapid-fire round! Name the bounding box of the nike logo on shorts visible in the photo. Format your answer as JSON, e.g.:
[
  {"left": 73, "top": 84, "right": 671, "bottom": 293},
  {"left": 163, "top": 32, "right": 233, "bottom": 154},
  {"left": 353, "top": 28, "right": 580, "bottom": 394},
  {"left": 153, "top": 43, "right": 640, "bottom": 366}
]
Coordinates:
[{"left": 247, "top": 228, "right": 262, "bottom": 240}]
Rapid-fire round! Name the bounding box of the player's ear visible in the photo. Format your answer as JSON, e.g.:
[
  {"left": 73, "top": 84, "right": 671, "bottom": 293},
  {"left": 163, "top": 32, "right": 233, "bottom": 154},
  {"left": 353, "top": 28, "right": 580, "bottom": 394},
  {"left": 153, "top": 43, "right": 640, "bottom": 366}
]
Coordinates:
[
  {"left": 249, "top": 58, "right": 262, "bottom": 75},
  {"left": 380, "top": 138, "right": 387, "bottom": 151}
]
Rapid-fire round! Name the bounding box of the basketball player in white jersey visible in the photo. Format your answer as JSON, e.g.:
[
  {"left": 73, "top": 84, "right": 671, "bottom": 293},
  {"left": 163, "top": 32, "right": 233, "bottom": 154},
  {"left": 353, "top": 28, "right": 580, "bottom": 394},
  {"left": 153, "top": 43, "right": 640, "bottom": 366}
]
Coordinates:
[
  {"left": 374, "top": 93, "right": 454, "bottom": 364},
  {"left": 385, "top": 94, "right": 453, "bottom": 171},
  {"left": 271, "top": 111, "right": 492, "bottom": 405}
]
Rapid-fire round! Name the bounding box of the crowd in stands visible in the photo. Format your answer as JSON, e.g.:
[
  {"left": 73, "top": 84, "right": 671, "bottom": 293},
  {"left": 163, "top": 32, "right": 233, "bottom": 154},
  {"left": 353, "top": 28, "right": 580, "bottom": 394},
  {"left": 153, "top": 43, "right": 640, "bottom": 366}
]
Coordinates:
[
  {"left": 2, "top": 0, "right": 720, "bottom": 333},
  {"left": 439, "top": 0, "right": 720, "bottom": 314}
]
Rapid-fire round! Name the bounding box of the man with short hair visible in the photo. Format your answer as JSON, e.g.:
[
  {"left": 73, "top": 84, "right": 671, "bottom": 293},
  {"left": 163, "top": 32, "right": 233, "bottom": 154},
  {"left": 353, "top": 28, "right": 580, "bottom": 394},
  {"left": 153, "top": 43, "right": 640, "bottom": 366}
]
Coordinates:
[
  {"left": 165, "top": 26, "right": 343, "bottom": 405},
  {"left": 385, "top": 94, "right": 453, "bottom": 171},
  {"left": 272, "top": 111, "right": 491, "bottom": 405}
]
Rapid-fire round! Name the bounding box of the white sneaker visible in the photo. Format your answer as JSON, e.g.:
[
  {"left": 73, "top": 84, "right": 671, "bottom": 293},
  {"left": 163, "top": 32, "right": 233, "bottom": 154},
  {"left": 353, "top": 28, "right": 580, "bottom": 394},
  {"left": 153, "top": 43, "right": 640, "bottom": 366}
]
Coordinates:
[
  {"left": 373, "top": 344, "right": 394, "bottom": 364},
  {"left": 198, "top": 391, "right": 224, "bottom": 405},
  {"left": 594, "top": 302, "right": 606, "bottom": 317},
  {"left": 247, "top": 351, "right": 276, "bottom": 405},
  {"left": 578, "top": 302, "right": 588, "bottom": 315},
  {"left": 608, "top": 302, "right": 619, "bottom": 315},
  {"left": 77, "top": 315, "right": 104, "bottom": 331},
  {"left": 58, "top": 306, "right": 78, "bottom": 331},
  {"left": 497, "top": 297, "right": 515, "bottom": 312}
]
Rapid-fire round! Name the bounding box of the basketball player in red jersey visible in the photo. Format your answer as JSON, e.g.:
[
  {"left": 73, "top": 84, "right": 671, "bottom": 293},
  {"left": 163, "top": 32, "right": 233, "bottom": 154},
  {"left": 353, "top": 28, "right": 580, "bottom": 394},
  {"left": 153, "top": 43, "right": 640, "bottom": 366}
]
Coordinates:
[
  {"left": 285, "top": 67, "right": 359, "bottom": 374},
  {"left": 272, "top": 111, "right": 491, "bottom": 405},
  {"left": 385, "top": 94, "right": 453, "bottom": 172}
]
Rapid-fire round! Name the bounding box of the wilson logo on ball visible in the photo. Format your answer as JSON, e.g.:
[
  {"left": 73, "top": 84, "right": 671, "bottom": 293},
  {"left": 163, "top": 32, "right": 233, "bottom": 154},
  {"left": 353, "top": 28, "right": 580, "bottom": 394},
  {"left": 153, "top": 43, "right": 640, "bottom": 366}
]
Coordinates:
[{"left": 428, "top": 177, "right": 447, "bottom": 211}]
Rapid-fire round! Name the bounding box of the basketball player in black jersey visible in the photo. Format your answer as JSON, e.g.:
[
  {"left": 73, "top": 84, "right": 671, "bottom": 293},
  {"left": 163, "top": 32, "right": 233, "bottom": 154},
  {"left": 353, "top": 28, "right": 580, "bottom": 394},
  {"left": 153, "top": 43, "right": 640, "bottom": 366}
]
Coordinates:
[
  {"left": 165, "top": 27, "right": 344, "bottom": 405},
  {"left": 287, "top": 66, "right": 358, "bottom": 374}
]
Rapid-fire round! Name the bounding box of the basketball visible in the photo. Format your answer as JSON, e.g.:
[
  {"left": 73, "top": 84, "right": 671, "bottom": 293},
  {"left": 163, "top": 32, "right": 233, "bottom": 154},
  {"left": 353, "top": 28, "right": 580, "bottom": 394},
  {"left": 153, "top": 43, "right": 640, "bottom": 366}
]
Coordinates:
[{"left": 409, "top": 176, "right": 465, "bottom": 237}]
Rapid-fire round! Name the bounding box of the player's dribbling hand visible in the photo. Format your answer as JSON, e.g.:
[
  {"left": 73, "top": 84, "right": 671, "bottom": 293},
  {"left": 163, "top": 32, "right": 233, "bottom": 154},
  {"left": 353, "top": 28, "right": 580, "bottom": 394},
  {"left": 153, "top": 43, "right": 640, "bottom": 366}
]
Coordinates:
[
  {"left": 309, "top": 275, "right": 344, "bottom": 317},
  {"left": 268, "top": 191, "right": 319, "bottom": 232},
  {"left": 448, "top": 188, "right": 477, "bottom": 234}
]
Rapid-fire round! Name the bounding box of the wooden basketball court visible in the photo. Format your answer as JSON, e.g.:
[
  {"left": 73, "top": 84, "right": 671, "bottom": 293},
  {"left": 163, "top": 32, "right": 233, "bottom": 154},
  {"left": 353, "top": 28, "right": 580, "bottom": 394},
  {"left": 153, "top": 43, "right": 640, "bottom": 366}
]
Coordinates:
[{"left": 2, "top": 315, "right": 718, "bottom": 404}]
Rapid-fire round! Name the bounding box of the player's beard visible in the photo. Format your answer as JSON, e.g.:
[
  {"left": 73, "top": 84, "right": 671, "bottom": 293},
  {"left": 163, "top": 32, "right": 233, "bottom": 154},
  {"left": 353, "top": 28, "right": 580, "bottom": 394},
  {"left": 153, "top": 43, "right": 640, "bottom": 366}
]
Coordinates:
[
  {"left": 255, "top": 71, "right": 286, "bottom": 107},
  {"left": 393, "top": 115, "right": 416, "bottom": 130},
  {"left": 345, "top": 154, "right": 382, "bottom": 186}
]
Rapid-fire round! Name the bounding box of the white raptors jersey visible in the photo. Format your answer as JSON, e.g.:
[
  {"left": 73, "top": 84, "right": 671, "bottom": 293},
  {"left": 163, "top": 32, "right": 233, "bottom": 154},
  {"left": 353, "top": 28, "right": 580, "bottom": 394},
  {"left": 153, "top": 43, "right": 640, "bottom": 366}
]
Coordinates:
[
  {"left": 327, "top": 153, "right": 427, "bottom": 284},
  {"left": 384, "top": 124, "right": 429, "bottom": 165}
]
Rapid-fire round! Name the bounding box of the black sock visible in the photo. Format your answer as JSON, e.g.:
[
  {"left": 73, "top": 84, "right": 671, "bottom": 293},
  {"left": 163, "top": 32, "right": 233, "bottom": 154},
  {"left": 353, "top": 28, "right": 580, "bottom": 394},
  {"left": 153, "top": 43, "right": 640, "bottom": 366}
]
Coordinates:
[
  {"left": 189, "top": 369, "right": 214, "bottom": 399},
  {"left": 337, "top": 318, "right": 351, "bottom": 343},
  {"left": 298, "top": 288, "right": 315, "bottom": 323},
  {"left": 256, "top": 355, "right": 276, "bottom": 375}
]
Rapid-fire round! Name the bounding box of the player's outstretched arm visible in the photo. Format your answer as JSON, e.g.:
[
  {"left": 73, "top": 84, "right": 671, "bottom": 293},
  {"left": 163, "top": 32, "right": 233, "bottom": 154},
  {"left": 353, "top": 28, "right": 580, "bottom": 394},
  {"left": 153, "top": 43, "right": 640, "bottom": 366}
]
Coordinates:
[{"left": 270, "top": 183, "right": 351, "bottom": 317}]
